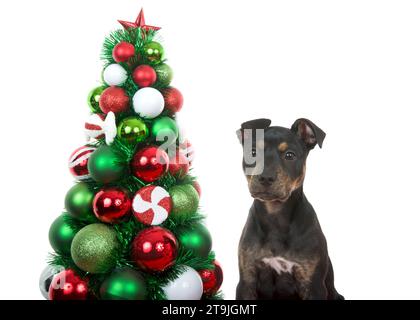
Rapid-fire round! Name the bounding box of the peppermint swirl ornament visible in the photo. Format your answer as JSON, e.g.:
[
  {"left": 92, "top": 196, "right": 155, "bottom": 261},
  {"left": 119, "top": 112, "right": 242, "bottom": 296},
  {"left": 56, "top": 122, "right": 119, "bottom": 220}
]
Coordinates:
[{"left": 132, "top": 185, "right": 172, "bottom": 225}]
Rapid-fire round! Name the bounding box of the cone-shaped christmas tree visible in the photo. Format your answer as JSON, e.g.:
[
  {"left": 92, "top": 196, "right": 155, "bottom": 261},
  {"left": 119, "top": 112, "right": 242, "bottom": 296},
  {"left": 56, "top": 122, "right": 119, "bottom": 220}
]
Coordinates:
[{"left": 41, "top": 9, "right": 223, "bottom": 300}]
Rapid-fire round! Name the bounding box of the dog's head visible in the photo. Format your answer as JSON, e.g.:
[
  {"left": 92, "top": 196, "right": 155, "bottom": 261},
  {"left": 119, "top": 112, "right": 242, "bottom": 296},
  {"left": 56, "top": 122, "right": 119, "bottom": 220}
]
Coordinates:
[{"left": 237, "top": 118, "right": 325, "bottom": 203}]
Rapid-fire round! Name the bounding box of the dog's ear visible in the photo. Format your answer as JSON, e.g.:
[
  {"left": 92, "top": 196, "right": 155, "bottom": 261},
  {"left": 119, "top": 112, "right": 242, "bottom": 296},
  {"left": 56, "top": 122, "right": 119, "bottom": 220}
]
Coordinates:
[
  {"left": 291, "top": 118, "right": 326, "bottom": 150},
  {"left": 236, "top": 118, "right": 271, "bottom": 144}
]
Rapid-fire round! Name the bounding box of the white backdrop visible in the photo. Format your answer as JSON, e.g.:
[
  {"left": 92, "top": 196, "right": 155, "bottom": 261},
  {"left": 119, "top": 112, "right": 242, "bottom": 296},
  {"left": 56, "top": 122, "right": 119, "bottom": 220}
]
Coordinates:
[{"left": 0, "top": 0, "right": 419, "bottom": 300}]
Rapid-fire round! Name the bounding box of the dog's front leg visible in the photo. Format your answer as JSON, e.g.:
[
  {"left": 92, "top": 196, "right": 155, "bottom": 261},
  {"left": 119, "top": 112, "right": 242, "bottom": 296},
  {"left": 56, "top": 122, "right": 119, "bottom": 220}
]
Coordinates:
[
  {"left": 304, "top": 278, "right": 328, "bottom": 300},
  {"left": 301, "top": 262, "right": 329, "bottom": 300},
  {"left": 236, "top": 278, "right": 258, "bottom": 300},
  {"left": 236, "top": 249, "right": 258, "bottom": 300}
]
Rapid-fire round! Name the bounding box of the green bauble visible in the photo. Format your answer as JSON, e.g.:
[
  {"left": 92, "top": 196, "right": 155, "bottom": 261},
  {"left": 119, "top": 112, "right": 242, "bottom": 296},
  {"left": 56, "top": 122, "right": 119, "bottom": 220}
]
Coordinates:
[
  {"left": 87, "top": 86, "right": 105, "bottom": 113},
  {"left": 169, "top": 184, "right": 199, "bottom": 217},
  {"left": 71, "top": 223, "right": 120, "bottom": 274},
  {"left": 151, "top": 116, "right": 178, "bottom": 145},
  {"left": 154, "top": 63, "right": 173, "bottom": 87},
  {"left": 100, "top": 268, "right": 148, "bottom": 300},
  {"left": 117, "top": 117, "right": 149, "bottom": 145},
  {"left": 64, "top": 183, "right": 95, "bottom": 220},
  {"left": 48, "top": 214, "right": 77, "bottom": 255},
  {"left": 143, "top": 41, "right": 164, "bottom": 64},
  {"left": 179, "top": 224, "right": 212, "bottom": 258},
  {"left": 88, "top": 145, "right": 127, "bottom": 183}
]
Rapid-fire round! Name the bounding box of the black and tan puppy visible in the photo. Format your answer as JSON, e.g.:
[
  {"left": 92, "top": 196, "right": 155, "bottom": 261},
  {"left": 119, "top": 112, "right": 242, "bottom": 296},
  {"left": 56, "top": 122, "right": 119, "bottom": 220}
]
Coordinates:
[{"left": 236, "top": 118, "right": 343, "bottom": 300}]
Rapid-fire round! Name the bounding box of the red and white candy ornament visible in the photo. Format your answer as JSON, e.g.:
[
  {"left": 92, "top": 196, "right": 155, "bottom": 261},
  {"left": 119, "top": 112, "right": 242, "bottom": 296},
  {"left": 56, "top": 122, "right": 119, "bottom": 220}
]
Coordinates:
[
  {"left": 68, "top": 146, "right": 96, "bottom": 181},
  {"left": 84, "top": 112, "right": 117, "bottom": 145},
  {"left": 132, "top": 185, "right": 172, "bottom": 226}
]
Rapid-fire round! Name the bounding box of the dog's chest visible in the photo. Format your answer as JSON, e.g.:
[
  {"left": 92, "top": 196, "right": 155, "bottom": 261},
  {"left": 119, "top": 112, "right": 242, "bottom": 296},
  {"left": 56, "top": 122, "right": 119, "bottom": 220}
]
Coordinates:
[
  {"left": 259, "top": 229, "right": 301, "bottom": 275},
  {"left": 261, "top": 256, "right": 299, "bottom": 276},
  {"left": 255, "top": 253, "right": 305, "bottom": 299}
]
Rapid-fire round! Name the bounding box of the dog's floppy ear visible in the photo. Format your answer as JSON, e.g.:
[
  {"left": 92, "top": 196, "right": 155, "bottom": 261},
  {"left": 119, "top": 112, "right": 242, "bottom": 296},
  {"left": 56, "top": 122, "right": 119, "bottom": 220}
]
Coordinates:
[
  {"left": 291, "top": 118, "right": 326, "bottom": 150},
  {"left": 236, "top": 118, "right": 271, "bottom": 144}
]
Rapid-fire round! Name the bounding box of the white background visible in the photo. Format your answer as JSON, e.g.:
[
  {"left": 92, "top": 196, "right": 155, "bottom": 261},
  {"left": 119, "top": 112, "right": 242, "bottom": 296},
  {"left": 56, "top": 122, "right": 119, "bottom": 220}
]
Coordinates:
[{"left": 0, "top": 0, "right": 419, "bottom": 300}]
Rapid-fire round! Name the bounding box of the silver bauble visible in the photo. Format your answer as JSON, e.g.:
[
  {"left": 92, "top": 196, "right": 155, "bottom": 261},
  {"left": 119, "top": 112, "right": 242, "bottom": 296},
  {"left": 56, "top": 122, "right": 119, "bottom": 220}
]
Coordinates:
[{"left": 39, "top": 264, "right": 64, "bottom": 299}]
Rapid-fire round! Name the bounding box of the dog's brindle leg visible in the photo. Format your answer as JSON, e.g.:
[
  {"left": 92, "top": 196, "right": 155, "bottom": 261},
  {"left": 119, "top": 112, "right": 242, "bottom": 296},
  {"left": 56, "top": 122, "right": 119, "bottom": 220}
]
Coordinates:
[
  {"left": 236, "top": 277, "right": 257, "bottom": 300},
  {"left": 325, "top": 256, "right": 344, "bottom": 300},
  {"left": 305, "top": 263, "right": 328, "bottom": 300},
  {"left": 236, "top": 211, "right": 274, "bottom": 300},
  {"left": 236, "top": 248, "right": 258, "bottom": 300},
  {"left": 296, "top": 256, "right": 328, "bottom": 300}
]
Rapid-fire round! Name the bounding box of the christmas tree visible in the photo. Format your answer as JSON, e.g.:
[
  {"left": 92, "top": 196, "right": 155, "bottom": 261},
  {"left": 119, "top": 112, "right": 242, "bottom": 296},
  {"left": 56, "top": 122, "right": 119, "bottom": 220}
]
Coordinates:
[{"left": 40, "top": 9, "right": 223, "bottom": 300}]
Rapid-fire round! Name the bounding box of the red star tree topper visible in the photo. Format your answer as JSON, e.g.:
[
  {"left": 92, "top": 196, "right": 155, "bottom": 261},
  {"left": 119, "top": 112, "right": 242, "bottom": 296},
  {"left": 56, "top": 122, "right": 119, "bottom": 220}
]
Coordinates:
[{"left": 118, "top": 8, "right": 161, "bottom": 31}]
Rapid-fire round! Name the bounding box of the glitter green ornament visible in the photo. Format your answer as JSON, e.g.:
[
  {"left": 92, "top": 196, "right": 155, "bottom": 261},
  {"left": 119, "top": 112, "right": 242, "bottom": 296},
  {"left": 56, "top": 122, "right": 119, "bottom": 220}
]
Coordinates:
[
  {"left": 178, "top": 224, "right": 212, "bottom": 258},
  {"left": 151, "top": 116, "right": 178, "bottom": 146},
  {"left": 143, "top": 41, "right": 164, "bottom": 64},
  {"left": 71, "top": 223, "right": 120, "bottom": 274},
  {"left": 154, "top": 63, "right": 173, "bottom": 87},
  {"left": 64, "top": 183, "right": 95, "bottom": 220},
  {"left": 48, "top": 214, "right": 78, "bottom": 255},
  {"left": 87, "top": 86, "right": 105, "bottom": 113},
  {"left": 100, "top": 268, "right": 148, "bottom": 300},
  {"left": 169, "top": 184, "right": 199, "bottom": 217},
  {"left": 117, "top": 117, "right": 149, "bottom": 145},
  {"left": 88, "top": 145, "right": 127, "bottom": 183}
]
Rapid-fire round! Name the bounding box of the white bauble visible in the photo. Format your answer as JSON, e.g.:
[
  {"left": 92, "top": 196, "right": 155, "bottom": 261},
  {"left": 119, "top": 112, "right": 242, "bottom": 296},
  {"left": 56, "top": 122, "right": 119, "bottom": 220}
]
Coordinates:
[
  {"left": 39, "top": 265, "right": 64, "bottom": 300},
  {"left": 103, "top": 64, "right": 128, "bottom": 86},
  {"left": 132, "top": 87, "right": 165, "bottom": 119},
  {"left": 163, "top": 266, "right": 203, "bottom": 300}
]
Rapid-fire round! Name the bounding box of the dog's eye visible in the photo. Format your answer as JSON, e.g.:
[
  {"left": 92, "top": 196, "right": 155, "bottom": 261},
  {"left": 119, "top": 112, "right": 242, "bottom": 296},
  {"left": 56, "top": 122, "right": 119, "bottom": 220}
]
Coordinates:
[
  {"left": 284, "top": 151, "right": 296, "bottom": 160},
  {"left": 251, "top": 148, "right": 257, "bottom": 157}
]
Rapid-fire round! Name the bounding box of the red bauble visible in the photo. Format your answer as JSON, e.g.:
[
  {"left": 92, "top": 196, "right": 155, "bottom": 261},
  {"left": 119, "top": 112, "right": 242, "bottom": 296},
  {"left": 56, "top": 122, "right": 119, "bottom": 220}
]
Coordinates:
[
  {"left": 199, "top": 260, "right": 223, "bottom": 295},
  {"left": 132, "top": 65, "right": 157, "bottom": 87},
  {"left": 93, "top": 187, "right": 132, "bottom": 224},
  {"left": 48, "top": 269, "right": 89, "bottom": 300},
  {"left": 193, "top": 181, "right": 201, "bottom": 198},
  {"left": 68, "top": 145, "right": 96, "bottom": 181},
  {"left": 162, "top": 87, "right": 183, "bottom": 113},
  {"left": 168, "top": 150, "right": 189, "bottom": 178},
  {"left": 131, "top": 146, "right": 169, "bottom": 182},
  {"left": 112, "top": 42, "right": 135, "bottom": 62},
  {"left": 99, "top": 87, "right": 130, "bottom": 113},
  {"left": 131, "top": 227, "right": 178, "bottom": 272}
]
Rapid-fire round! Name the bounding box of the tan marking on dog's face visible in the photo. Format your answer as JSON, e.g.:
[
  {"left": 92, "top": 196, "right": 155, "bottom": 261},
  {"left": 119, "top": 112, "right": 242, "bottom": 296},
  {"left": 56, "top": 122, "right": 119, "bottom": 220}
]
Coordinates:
[
  {"left": 253, "top": 165, "right": 306, "bottom": 202},
  {"left": 246, "top": 174, "right": 254, "bottom": 189},
  {"left": 290, "top": 165, "right": 306, "bottom": 191},
  {"left": 278, "top": 142, "right": 288, "bottom": 152},
  {"left": 256, "top": 140, "right": 264, "bottom": 150},
  {"left": 247, "top": 165, "right": 307, "bottom": 203}
]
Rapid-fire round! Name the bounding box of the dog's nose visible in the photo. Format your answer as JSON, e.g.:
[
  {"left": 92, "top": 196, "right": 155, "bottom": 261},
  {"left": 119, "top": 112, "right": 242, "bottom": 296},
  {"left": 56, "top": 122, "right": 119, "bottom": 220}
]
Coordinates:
[{"left": 258, "top": 175, "right": 276, "bottom": 186}]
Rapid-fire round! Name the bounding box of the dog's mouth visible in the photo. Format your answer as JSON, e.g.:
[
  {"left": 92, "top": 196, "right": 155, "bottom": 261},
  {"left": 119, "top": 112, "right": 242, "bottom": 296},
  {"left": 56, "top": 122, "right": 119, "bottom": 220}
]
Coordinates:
[{"left": 250, "top": 192, "right": 289, "bottom": 202}]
